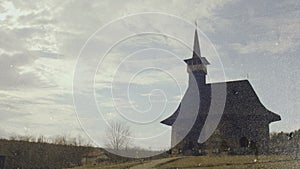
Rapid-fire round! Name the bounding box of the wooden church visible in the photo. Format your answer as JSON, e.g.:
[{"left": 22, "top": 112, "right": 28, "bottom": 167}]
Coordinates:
[{"left": 161, "top": 29, "right": 281, "bottom": 155}]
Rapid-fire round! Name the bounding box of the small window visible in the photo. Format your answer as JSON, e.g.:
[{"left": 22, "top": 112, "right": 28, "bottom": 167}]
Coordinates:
[
  {"left": 240, "top": 137, "right": 249, "bottom": 147},
  {"left": 232, "top": 89, "right": 239, "bottom": 95}
]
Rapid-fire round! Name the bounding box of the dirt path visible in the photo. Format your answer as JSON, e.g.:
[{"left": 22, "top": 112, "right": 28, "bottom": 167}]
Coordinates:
[{"left": 129, "top": 157, "right": 182, "bottom": 169}]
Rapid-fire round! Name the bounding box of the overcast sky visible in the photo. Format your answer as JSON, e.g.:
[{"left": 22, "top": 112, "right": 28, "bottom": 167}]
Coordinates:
[{"left": 0, "top": 0, "right": 299, "bottom": 150}]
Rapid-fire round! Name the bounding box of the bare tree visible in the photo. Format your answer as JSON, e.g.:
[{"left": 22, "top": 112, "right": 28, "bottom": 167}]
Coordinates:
[
  {"left": 52, "top": 135, "right": 68, "bottom": 145},
  {"left": 105, "top": 121, "right": 131, "bottom": 150},
  {"left": 37, "top": 135, "right": 46, "bottom": 143}
]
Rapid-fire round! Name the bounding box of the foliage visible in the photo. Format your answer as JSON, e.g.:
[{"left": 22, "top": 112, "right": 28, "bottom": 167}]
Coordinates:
[
  {"left": 269, "top": 129, "right": 300, "bottom": 155},
  {"left": 0, "top": 135, "right": 94, "bottom": 168}
]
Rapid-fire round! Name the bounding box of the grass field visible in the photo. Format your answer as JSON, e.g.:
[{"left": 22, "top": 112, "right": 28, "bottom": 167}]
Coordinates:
[
  {"left": 158, "top": 155, "right": 300, "bottom": 169},
  {"left": 69, "top": 155, "right": 300, "bottom": 169},
  {"left": 69, "top": 160, "right": 142, "bottom": 169}
]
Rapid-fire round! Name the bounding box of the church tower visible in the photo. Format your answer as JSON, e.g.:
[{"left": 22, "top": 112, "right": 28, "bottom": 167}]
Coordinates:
[
  {"left": 180, "top": 29, "right": 211, "bottom": 155},
  {"left": 161, "top": 28, "right": 212, "bottom": 155},
  {"left": 185, "top": 28, "right": 209, "bottom": 74},
  {"left": 184, "top": 29, "right": 210, "bottom": 102},
  {"left": 184, "top": 28, "right": 211, "bottom": 110}
]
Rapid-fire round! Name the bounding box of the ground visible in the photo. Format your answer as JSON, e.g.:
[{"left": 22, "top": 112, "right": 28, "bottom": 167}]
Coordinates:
[{"left": 68, "top": 155, "right": 300, "bottom": 169}]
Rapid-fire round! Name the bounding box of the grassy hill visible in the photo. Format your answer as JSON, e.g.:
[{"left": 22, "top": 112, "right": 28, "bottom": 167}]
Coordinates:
[{"left": 69, "top": 155, "right": 300, "bottom": 169}]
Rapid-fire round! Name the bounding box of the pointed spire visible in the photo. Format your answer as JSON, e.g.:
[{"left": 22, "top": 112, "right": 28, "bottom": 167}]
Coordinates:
[
  {"left": 193, "top": 27, "right": 201, "bottom": 60},
  {"left": 184, "top": 23, "right": 210, "bottom": 72}
]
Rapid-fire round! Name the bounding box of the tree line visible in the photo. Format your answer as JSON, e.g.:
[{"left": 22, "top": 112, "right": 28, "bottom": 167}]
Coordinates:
[
  {"left": 0, "top": 135, "right": 95, "bottom": 168},
  {"left": 269, "top": 129, "right": 300, "bottom": 156},
  {"left": 6, "top": 134, "right": 92, "bottom": 147}
]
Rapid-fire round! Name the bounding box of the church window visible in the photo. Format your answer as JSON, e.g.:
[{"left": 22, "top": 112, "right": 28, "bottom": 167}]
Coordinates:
[{"left": 240, "top": 137, "right": 249, "bottom": 147}]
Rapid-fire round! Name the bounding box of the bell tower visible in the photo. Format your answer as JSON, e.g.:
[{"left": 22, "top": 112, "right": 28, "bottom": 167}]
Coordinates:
[{"left": 184, "top": 28, "right": 210, "bottom": 87}]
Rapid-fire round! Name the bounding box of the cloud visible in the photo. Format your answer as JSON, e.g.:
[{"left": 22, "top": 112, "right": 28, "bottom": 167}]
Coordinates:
[
  {"left": 0, "top": 128, "right": 10, "bottom": 138},
  {"left": 0, "top": 28, "right": 25, "bottom": 53},
  {"left": 0, "top": 88, "right": 83, "bottom": 137},
  {"left": 0, "top": 52, "right": 42, "bottom": 88},
  {"left": 209, "top": 0, "right": 300, "bottom": 54},
  {"left": 231, "top": 39, "right": 299, "bottom": 54}
]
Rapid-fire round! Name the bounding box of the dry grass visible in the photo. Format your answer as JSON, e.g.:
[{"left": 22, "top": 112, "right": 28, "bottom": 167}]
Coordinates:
[
  {"left": 68, "top": 155, "right": 300, "bottom": 169},
  {"left": 68, "top": 160, "right": 144, "bottom": 169},
  {"left": 159, "top": 155, "right": 300, "bottom": 169}
]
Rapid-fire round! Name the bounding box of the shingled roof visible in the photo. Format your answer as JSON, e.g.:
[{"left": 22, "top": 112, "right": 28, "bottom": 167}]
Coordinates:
[{"left": 161, "top": 80, "right": 281, "bottom": 126}]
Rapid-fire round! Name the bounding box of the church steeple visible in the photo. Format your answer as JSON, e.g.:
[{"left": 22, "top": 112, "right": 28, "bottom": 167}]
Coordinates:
[
  {"left": 192, "top": 29, "right": 201, "bottom": 59},
  {"left": 184, "top": 28, "right": 209, "bottom": 74}
]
